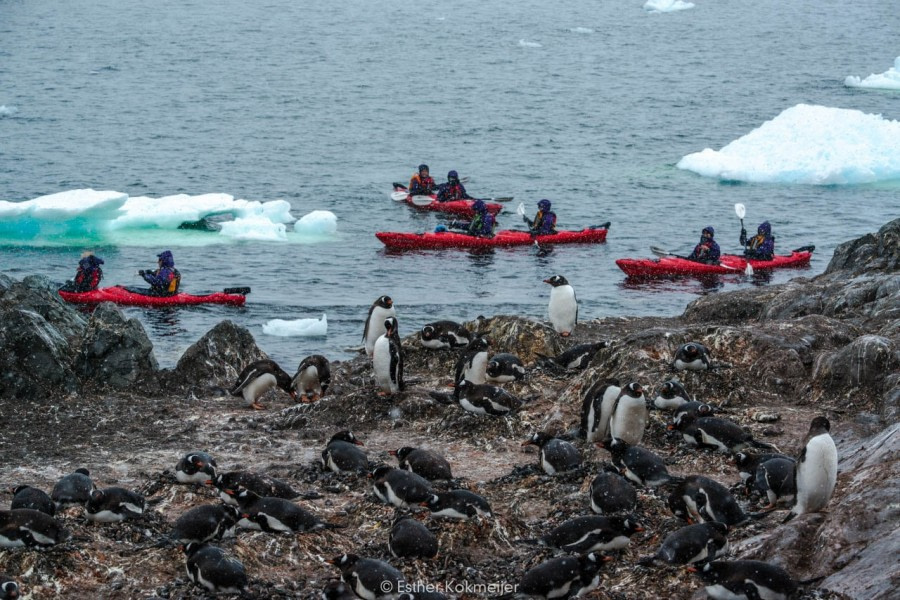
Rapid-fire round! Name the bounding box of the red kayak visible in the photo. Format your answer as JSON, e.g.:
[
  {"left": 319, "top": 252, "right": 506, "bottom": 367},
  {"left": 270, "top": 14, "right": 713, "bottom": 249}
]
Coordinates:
[
  {"left": 392, "top": 186, "right": 502, "bottom": 217},
  {"left": 377, "top": 227, "right": 608, "bottom": 250},
  {"left": 59, "top": 285, "right": 249, "bottom": 307},
  {"left": 616, "top": 250, "right": 813, "bottom": 277}
]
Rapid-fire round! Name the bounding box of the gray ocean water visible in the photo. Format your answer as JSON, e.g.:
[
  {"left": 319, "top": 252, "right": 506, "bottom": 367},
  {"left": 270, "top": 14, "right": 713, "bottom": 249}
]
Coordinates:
[{"left": 1, "top": 0, "right": 897, "bottom": 368}]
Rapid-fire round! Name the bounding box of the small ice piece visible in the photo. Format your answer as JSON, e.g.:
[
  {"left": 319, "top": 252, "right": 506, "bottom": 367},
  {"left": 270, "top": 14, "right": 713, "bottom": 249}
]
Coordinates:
[
  {"left": 262, "top": 314, "right": 328, "bottom": 337},
  {"left": 293, "top": 210, "right": 338, "bottom": 235},
  {"left": 845, "top": 56, "right": 900, "bottom": 91},
  {"left": 644, "top": 0, "right": 695, "bottom": 13},
  {"left": 518, "top": 39, "right": 542, "bottom": 48}
]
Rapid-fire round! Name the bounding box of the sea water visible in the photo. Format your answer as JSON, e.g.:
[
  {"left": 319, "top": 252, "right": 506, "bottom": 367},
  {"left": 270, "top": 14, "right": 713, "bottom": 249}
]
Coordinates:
[{"left": 1, "top": 0, "right": 897, "bottom": 368}]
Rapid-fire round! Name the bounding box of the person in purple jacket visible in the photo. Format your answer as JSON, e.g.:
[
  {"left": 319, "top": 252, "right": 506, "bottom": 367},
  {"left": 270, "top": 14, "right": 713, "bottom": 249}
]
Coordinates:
[
  {"left": 140, "top": 250, "right": 181, "bottom": 295},
  {"left": 741, "top": 221, "right": 775, "bottom": 260}
]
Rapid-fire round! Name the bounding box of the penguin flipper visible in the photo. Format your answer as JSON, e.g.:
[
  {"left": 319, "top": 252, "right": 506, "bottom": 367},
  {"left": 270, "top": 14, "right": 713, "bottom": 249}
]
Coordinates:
[{"left": 428, "top": 391, "right": 454, "bottom": 405}]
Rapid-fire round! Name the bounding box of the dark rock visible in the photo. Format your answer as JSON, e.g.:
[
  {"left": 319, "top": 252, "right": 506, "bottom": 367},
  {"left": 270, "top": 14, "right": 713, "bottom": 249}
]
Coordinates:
[
  {"left": 812, "top": 335, "right": 898, "bottom": 391},
  {"left": 0, "top": 308, "right": 77, "bottom": 398},
  {"left": 683, "top": 286, "right": 784, "bottom": 323},
  {"left": 825, "top": 218, "right": 900, "bottom": 276},
  {"left": 0, "top": 275, "right": 87, "bottom": 342},
  {"left": 74, "top": 302, "right": 158, "bottom": 390},
  {"left": 173, "top": 320, "right": 268, "bottom": 390},
  {"left": 467, "top": 315, "right": 563, "bottom": 364}
]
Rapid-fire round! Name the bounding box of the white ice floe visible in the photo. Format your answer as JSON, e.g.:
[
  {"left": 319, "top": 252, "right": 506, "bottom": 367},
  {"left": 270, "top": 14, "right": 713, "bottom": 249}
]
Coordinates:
[
  {"left": 0, "top": 105, "right": 18, "bottom": 116},
  {"left": 677, "top": 104, "right": 900, "bottom": 185},
  {"left": 262, "top": 314, "right": 328, "bottom": 337},
  {"left": 845, "top": 56, "right": 900, "bottom": 91},
  {"left": 293, "top": 210, "right": 338, "bottom": 235},
  {"left": 518, "top": 39, "right": 542, "bottom": 48},
  {"left": 569, "top": 27, "right": 594, "bottom": 34},
  {"left": 644, "top": 0, "right": 695, "bottom": 13}
]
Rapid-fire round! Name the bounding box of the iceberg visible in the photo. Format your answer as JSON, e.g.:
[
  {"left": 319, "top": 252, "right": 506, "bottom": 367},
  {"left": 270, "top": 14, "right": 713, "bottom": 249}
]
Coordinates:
[
  {"left": 262, "top": 314, "right": 328, "bottom": 337},
  {"left": 293, "top": 210, "right": 338, "bottom": 236},
  {"left": 644, "top": 0, "right": 695, "bottom": 13},
  {"left": 677, "top": 104, "right": 900, "bottom": 185},
  {"left": 845, "top": 56, "right": 900, "bottom": 91}
]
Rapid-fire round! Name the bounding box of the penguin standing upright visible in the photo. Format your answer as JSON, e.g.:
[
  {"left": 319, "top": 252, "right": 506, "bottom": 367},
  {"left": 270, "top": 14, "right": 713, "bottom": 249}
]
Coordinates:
[
  {"left": 363, "top": 295, "right": 396, "bottom": 356},
  {"left": 608, "top": 382, "right": 648, "bottom": 445},
  {"left": 453, "top": 337, "right": 490, "bottom": 388},
  {"left": 784, "top": 416, "right": 838, "bottom": 522},
  {"left": 544, "top": 275, "right": 578, "bottom": 336},
  {"left": 580, "top": 379, "right": 621, "bottom": 442},
  {"left": 373, "top": 316, "right": 404, "bottom": 395},
  {"left": 228, "top": 359, "right": 295, "bottom": 410},
  {"left": 672, "top": 342, "right": 712, "bottom": 371},
  {"left": 291, "top": 354, "right": 331, "bottom": 402}
]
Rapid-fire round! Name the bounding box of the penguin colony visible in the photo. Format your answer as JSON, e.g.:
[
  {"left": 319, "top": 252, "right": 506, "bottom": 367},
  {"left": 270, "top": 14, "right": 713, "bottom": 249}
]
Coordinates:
[{"left": 0, "top": 286, "right": 843, "bottom": 599}]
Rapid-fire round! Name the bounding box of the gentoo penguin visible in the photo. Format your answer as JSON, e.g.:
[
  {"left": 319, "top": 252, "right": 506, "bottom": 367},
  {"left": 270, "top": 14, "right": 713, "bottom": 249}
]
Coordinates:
[
  {"left": 420, "top": 320, "right": 471, "bottom": 350},
  {"left": 653, "top": 380, "right": 692, "bottom": 410},
  {"left": 292, "top": 354, "right": 331, "bottom": 401},
  {"left": 322, "top": 431, "right": 369, "bottom": 474},
  {"left": 228, "top": 359, "right": 295, "bottom": 410},
  {"left": 175, "top": 451, "right": 217, "bottom": 484},
  {"left": 422, "top": 489, "right": 493, "bottom": 519},
  {"left": 600, "top": 438, "right": 675, "bottom": 487},
  {"left": 398, "top": 589, "right": 448, "bottom": 600},
  {"left": 672, "top": 342, "right": 712, "bottom": 371},
  {"left": 207, "top": 469, "right": 301, "bottom": 506},
  {"left": 50, "top": 468, "right": 94, "bottom": 510},
  {"left": 537, "top": 341, "right": 609, "bottom": 373},
  {"left": 389, "top": 447, "right": 453, "bottom": 481},
  {"left": 84, "top": 487, "right": 146, "bottom": 523},
  {"left": 754, "top": 457, "right": 796, "bottom": 509},
  {"left": 328, "top": 553, "right": 407, "bottom": 600},
  {"left": 442, "top": 380, "right": 522, "bottom": 416},
  {"left": 373, "top": 316, "right": 404, "bottom": 395},
  {"left": 671, "top": 413, "right": 774, "bottom": 453},
  {"left": 580, "top": 379, "right": 621, "bottom": 442},
  {"left": 485, "top": 353, "right": 526, "bottom": 383},
  {"left": 0, "top": 509, "right": 69, "bottom": 548},
  {"left": 689, "top": 560, "right": 798, "bottom": 600},
  {"left": 639, "top": 522, "right": 729, "bottom": 566},
  {"left": 171, "top": 503, "right": 240, "bottom": 544},
  {"left": 523, "top": 432, "right": 582, "bottom": 475},
  {"left": 389, "top": 516, "right": 438, "bottom": 559},
  {"left": 544, "top": 274, "right": 578, "bottom": 336},
  {"left": 183, "top": 542, "right": 248, "bottom": 595},
  {"left": 363, "top": 295, "right": 396, "bottom": 357},
  {"left": 11, "top": 485, "right": 55, "bottom": 516},
  {"left": 672, "top": 401, "right": 717, "bottom": 426},
  {"left": 322, "top": 580, "right": 358, "bottom": 600},
  {"left": 667, "top": 475, "right": 747, "bottom": 526},
  {"left": 539, "top": 515, "right": 643, "bottom": 553},
  {"left": 453, "top": 337, "right": 490, "bottom": 388},
  {"left": 608, "top": 382, "right": 649, "bottom": 445},
  {"left": 733, "top": 451, "right": 794, "bottom": 493},
  {"left": 0, "top": 575, "right": 18, "bottom": 600},
  {"left": 519, "top": 553, "right": 611, "bottom": 600},
  {"left": 231, "top": 488, "right": 339, "bottom": 533},
  {"left": 784, "top": 416, "right": 838, "bottom": 523},
  {"left": 370, "top": 466, "right": 433, "bottom": 508},
  {"left": 588, "top": 471, "right": 638, "bottom": 514}
]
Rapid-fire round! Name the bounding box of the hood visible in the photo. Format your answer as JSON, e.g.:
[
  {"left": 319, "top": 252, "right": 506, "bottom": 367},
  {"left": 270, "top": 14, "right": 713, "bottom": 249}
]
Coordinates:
[
  {"left": 79, "top": 254, "right": 104, "bottom": 268},
  {"left": 157, "top": 250, "right": 174, "bottom": 267},
  {"left": 757, "top": 221, "right": 771, "bottom": 236},
  {"left": 702, "top": 226, "right": 715, "bottom": 237}
]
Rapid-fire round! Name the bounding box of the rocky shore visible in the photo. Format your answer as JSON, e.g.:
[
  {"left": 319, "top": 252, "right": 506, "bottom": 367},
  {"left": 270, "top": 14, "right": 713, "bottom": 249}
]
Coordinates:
[{"left": 0, "top": 219, "right": 897, "bottom": 599}]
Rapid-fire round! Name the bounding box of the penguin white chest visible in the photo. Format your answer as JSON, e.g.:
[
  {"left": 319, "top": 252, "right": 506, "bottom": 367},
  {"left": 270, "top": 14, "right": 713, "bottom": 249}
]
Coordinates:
[
  {"left": 610, "top": 397, "right": 648, "bottom": 445},
  {"left": 242, "top": 373, "right": 276, "bottom": 404},
  {"left": 372, "top": 336, "right": 396, "bottom": 393},
  {"left": 464, "top": 352, "right": 488, "bottom": 385},
  {"left": 796, "top": 434, "right": 838, "bottom": 513},
  {"left": 365, "top": 306, "right": 396, "bottom": 356},
  {"left": 295, "top": 365, "right": 320, "bottom": 395},
  {"left": 548, "top": 285, "right": 577, "bottom": 334}
]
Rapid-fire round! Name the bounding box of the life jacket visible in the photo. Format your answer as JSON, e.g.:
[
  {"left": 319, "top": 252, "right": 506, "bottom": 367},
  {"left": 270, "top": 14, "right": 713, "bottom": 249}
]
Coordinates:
[
  {"left": 469, "top": 213, "right": 496, "bottom": 237},
  {"left": 438, "top": 183, "right": 467, "bottom": 202},
  {"left": 409, "top": 173, "right": 435, "bottom": 194},
  {"left": 167, "top": 269, "right": 182, "bottom": 294},
  {"left": 74, "top": 265, "right": 102, "bottom": 292},
  {"left": 532, "top": 210, "right": 557, "bottom": 235}
]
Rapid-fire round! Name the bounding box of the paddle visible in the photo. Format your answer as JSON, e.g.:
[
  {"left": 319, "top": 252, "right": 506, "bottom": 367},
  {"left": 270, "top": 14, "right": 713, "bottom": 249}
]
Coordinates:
[
  {"left": 734, "top": 204, "right": 754, "bottom": 275},
  {"left": 649, "top": 246, "right": 744, "bottom": 272},
  {"left": 223, "top": 287, "right": 251, "bottom": 295},
  {"left": 792, "top": 245, "right": 815, "bottom": 253}
]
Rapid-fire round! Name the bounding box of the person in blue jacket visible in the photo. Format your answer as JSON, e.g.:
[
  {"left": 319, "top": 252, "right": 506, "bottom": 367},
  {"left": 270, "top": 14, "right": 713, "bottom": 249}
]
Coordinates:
[
  {"left": 525, "top": 199, "right": 558, "bottom": 235},
  {"left": 741, "top": 221, "right": 775, "bottom": 260},
  {"left": 688, "top": 226, "right": 720, "bottom": 263},
  {"left": 140, "top": 250, "right": 181, "bottom": 295},
  {"left": 445, "top": 200, "right": 496, "bottom": 237},
  {"left": 436, "top": 170, "right": 473, "bottom": 203}
]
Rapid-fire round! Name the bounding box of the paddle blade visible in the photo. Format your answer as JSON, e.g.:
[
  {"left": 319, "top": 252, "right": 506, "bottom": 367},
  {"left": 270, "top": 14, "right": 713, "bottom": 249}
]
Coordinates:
[
  {"left": 735, "top": 203, "right": 746, "bottom": 219},
  {"left": 409, "top": 195, "right": 434, "bottom": 207},
  {"left": 223, "top": 287, "right": 251, "bottom": 295},
  {"left": 392, "top": 182, "right": 408, "bottom": 190},
  {"left": 516, "top": 202, "right": 526, "bottom": 216},
  {"left": 650, "top": 246, "right": 672, "bottom": 258},
  {"left": 390, "top": 191, "right": 408, "bottom": 202},
  {"left": 491, "top": 196, "right": 514, "bottom": 202},
  {"left": 792, "top": 245, "right": 816, "bottom": 253},
  {"left": 744, "top": 261, "right": 754, "bottom": 276}
]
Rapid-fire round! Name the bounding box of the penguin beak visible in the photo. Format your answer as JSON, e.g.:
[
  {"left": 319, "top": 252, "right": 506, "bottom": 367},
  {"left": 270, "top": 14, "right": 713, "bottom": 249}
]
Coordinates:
[
  {"left": 594, "top": 442, "right": 606, "bottom": 449},
  {"left": 521, "top": 439, "right": 535, "bottom": 447},
  {"left": 542, "top": 278, "right": 552, "bottom": 284},
  {"left": 388, "top": 450, "right": 397, "bottom": 456},
  {"left": 666, "top": 424, "right": 675, "bottom": 431},
  {"left": 205, "top": 479, "right": 213, "bottom": 485},
  {"left": 686, "top": 566, "right": 698, "bottom": 573},
  {"left": 225, "top": 489, "right": 236, "bottom": 496},
  {"left": 355, "top": 440, "right": 365, "bottom": 446},
  {"left": 635, "top": 526, "right": 645, "bottom": 532},
  {"left": 241, "top": 513, "right": 250, "bottom": 519}
]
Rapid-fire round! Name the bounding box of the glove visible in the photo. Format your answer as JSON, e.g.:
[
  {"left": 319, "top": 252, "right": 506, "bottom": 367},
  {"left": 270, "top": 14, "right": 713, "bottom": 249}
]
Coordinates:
[
  {"left": 138, "top": 270, "right": 145, "bottom": 276},
  {"left": 740, "top": 228, "right": 747, "bottom": 245}
]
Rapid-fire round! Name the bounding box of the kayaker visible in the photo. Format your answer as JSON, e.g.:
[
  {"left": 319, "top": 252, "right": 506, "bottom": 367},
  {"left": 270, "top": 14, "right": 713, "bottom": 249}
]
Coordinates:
[
  {"left": 64, "top": 252, "right": 104, "bottom": 292},
  {"left": 139, "top": 250, "right": 181, "bottom": 296},
  {"left": 436, "top": 170, "right": 473, "bottom": 203},
  {"left": 408, "top": 164, "right": 436, "bottom": 196},
  {"left": 524, "top": 199, "right": 558, "bottom": 235},
  {"left": 447, "top": 200, "right": 496, "bottom": 237},
  {"left": 740, "top": 221, "right": 775, "bottom": 260},
  {"left": 687, "top": 226, "right": 720, "bottom": 263}
]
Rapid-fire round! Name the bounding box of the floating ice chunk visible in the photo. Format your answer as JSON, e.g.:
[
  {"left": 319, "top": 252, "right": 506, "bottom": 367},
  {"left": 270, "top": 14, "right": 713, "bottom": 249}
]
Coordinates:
[
  {"left": 219, "top": 215, "right": 288, "bottom": 241},
  {"left": 0, "top": 189, "right": 127, "bottom": 221},
  {"left": 845, "top": 56, "right": 900, "bottom": 91},
  {"left": 0, "top": 105, "right": 18, "bottom": 117},
  {"left": 262, "top": 314, "right": 327, "bottom": 337},
  {"left": 293, "top": 210, "right": 338, "bottom": 235},
  {"left": 518, "top": 39, "right": 542, "bottom": 48},
  {"left": 677, "top": 104, "right": 900, "bottom": 185},
  {"left": 644, "top": 0, "right": 695, "bottom": 13},
  {"left": 569, "top": 27, "right": 594, "bottom": 34}
]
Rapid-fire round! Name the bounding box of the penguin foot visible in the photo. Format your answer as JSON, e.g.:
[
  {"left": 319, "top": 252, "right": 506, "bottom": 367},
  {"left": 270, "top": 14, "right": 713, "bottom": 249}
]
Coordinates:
[
  {"left": 561, "top": 332, "right": 571, "bottom": 337},
  {"left": 249, "top": 402, "right": 266, "bottom": 410}
]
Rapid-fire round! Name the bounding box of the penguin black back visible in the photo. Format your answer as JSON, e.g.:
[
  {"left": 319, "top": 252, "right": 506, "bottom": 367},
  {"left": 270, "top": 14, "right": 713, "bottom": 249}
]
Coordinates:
[
  {"left": 183, "top": 542, "right": 248, "bottom": 594},
  {"left": 11, "top": 485, "right": 55, "bottom": 516}
]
